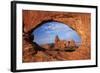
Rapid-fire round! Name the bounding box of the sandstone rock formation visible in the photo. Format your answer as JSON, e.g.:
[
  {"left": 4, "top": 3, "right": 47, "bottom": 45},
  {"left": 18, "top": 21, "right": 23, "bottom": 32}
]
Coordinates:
[{"left": 22, "top": 10, "right": 91, "bottom": 62}]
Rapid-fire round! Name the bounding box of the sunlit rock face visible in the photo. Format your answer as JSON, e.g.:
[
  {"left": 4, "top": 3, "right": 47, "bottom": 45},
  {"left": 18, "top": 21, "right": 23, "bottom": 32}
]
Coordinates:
[{"left": 23, "top": 10, "right": 91, "bottom": 62}]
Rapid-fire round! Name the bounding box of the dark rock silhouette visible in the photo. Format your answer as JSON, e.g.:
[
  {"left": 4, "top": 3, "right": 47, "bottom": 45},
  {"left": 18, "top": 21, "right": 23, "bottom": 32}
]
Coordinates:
[{"left": 32, "top": 42, "right": 46, "bottom": 51}]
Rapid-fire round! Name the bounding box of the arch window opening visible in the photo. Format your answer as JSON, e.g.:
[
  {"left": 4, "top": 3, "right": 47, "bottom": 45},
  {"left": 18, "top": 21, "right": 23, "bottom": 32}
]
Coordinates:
[{"left": 31, "top": 21, "right": 81, "bottom": 51}]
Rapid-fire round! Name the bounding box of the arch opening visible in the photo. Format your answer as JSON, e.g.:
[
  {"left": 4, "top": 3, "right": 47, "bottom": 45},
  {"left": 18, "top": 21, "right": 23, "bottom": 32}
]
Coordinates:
[{"left": 31, "top": 21, "right": 81, "bottom": 51}]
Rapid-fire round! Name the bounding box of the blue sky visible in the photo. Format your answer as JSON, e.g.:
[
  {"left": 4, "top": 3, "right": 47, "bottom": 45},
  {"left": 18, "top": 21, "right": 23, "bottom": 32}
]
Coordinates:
[{"left": 32, "top": 21, "right": 81, "bottom": 45}]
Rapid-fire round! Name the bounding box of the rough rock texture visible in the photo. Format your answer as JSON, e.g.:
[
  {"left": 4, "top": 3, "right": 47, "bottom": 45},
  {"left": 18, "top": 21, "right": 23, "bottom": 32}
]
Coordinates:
[{"left": 22, "top": 10, "right": 91, "bottom": 62}]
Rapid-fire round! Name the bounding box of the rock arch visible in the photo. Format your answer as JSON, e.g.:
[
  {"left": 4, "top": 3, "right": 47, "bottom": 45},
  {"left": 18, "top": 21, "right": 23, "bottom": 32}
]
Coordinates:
[{"left": 23, "top": 10, "right": 91, "bottom": 48}]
